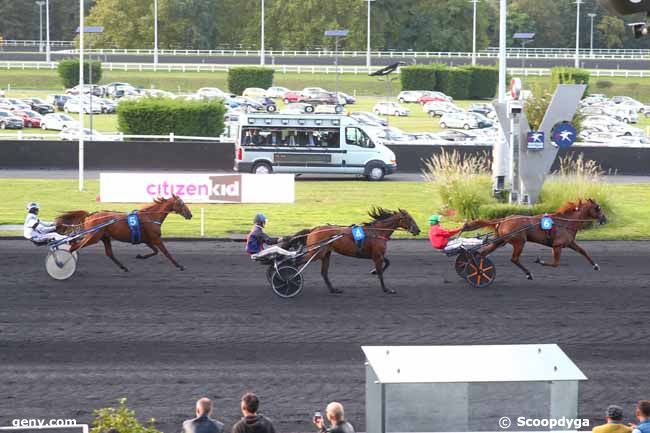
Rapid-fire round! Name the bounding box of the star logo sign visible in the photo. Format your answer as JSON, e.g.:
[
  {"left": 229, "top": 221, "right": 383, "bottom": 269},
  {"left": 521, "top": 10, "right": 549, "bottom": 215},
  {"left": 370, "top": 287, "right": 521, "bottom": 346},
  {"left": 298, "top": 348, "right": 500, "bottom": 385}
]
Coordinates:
[
  {"left": 558, "top": 130, "right": 574, "bottom": 141},
  {"left": 530, "top": 132, "right": 543, "bottom": 142}
]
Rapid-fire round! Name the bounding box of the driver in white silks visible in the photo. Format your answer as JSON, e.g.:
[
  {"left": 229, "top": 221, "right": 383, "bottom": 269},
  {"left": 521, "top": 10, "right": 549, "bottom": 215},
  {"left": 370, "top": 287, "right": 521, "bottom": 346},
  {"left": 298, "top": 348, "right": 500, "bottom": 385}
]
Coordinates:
[
  {"left": 246, "top": 213, "right": 296, "bottom": 259},
  {"left": 23, "top": 202, "right": 67, "bottom": 244}
]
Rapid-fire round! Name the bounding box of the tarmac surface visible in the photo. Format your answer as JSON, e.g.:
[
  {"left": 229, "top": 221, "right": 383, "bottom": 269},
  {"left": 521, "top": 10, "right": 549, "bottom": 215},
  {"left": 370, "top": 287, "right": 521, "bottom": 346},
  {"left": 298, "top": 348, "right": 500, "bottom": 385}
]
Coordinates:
[{"left": 1, "top": 240, "right": 649, "bottom": 432}]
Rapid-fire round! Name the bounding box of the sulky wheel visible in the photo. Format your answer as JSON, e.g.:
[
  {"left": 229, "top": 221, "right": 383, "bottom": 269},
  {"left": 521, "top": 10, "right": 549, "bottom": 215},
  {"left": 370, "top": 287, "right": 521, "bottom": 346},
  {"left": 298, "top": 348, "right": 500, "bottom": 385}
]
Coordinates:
[
  {"left": 464, "top": 254, "right": 496, "bottom": 288},
  {"left": 454, "top": 251, "right": 471, "bottom": 278},
  {"left": 45, "top": 249, "right": 78, "bottom": 280},
  {"left": 271, "top": 265, "right": 304, "bottom": 298},
  {"left": 266, "top": 265, "right": 275, "bottom": 284}
]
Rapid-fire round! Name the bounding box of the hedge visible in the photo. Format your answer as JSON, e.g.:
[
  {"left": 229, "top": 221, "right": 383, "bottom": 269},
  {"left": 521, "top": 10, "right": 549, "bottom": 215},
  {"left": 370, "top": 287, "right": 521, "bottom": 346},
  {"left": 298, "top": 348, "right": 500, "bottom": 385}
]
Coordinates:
[
  {"left": 227, "top": 67, "right": 274, "bottom": 95},
  {"left": 57, "top": 59, "right": 102, "bottom": 89},
  {"left": 477, "top": 203, "right": 555, "bottom": 220},
  {"left": 462, "top": 66, "right": 499, "bottom": 99},
  {"left": 550, "top": 67, "right": 590, "bottom": 94},
  {"left": 436, "top": 67, "right": 472, "bottom": 100},
  {"left": 400, "top": 64, "right": 497, "bottom": 99},
  {"left": 117, "top": 97, "right": 226, "bottom": 137},
  {"left": 399, "top": 65, "right": 441, "bottom": 91}
]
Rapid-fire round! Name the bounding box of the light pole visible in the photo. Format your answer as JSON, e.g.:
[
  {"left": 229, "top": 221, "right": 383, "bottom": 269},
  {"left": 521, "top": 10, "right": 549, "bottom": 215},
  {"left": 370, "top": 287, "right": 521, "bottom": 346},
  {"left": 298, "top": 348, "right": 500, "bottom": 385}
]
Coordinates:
[
  {"left": 154, "top": 0, "right": 159, "bottom": 67},
  {"left": 574, "top": 0, "right": 583, "bottom": 68},
  {"left": 36, "top": 2, "right": 45, "bottom": 53},
  {"left": 260, "top": 0, "right": 265, "bottom": 65},
  {"left": 365, "top": 0, "right": 376, "bottom": 70},
  {"left": 588, "top": 13, "right": 597, "bottom": 57},
  {"left": 325, "top": 30, "right": 349, "bottom": 98},
  {"left": 470, "top": 0, "right": 479, "bottom": 66},
  {"left": 79, "top": 0, "right": 85, "bottom": 192},
  {"left": 45, "top": 0, "right": 51, "bottom": 63},
  {"left": 497, "top": 0, "right": 506, "bottom": 103}
]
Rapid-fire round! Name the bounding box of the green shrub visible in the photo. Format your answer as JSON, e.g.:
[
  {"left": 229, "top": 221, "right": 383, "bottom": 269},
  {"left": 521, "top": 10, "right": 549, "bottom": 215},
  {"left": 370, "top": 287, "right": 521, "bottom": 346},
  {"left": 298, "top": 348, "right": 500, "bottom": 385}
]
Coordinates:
[
  {"left": 478, "top": 203, "right": 554, "bottom": 219},
  {"left": 550, "top": 67, "right": 590, "bottom": 94},
  {"left": 117, "top": 97, "right": 226, "bottom": 137},
  {"left": 436, "top": 67, "right": 472, "bottom": 100},
  {"left": 422, "top": 150, "right": 495, "bottom": 220},
  {"left": 399, "top": 65, "right": 440, "bottom": 91},
  {"left": 57, "top": 59, "right": 102, "bottom": 89},
  {"left": 227, "top": 67, "right": 274, "bottom": 95},
  {"left": 462, "top": 66, "right": 498, "bottom": 99},
  {"left": 91, "top": 398, "right": 161, "bottom": 433},
  {"left": 595, "top": 80, "right": 614, "bottom": 90}
]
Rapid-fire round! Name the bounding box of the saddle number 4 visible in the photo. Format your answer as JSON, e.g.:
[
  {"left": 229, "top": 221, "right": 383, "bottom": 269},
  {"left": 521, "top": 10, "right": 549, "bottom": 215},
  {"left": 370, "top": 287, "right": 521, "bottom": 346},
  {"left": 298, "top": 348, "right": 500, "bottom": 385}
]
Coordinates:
[{"left": 352, "top": 226, "right": 365, "bottom": 241}]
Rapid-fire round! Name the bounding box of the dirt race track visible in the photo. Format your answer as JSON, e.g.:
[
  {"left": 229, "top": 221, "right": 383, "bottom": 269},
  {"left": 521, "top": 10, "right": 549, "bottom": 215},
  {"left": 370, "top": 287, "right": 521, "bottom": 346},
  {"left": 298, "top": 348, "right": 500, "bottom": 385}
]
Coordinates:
[{"left": 1, "top": 240, "right": 649, "bottom": 433}]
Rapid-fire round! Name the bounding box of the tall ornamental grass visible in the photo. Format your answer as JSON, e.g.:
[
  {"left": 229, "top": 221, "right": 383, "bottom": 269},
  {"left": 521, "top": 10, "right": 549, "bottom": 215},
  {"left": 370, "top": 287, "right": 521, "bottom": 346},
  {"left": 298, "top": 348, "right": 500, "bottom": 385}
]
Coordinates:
[{"left": 422, "top": 150, "right": 495, "bottom": 220}]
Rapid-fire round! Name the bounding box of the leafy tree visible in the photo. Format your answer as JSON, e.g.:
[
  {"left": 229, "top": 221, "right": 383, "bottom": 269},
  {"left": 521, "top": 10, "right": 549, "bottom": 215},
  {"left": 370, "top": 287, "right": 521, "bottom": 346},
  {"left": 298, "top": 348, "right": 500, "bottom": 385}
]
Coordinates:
[{"left": 596, "top": 16, "right": 626, "bottom": 48}]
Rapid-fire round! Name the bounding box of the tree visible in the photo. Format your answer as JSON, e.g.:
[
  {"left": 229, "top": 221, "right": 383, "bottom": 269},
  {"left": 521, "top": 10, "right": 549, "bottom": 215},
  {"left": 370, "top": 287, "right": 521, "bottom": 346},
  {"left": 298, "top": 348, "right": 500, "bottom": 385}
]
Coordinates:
[{"left": 596, "top": 16, "right": 626, "bottom": 48}]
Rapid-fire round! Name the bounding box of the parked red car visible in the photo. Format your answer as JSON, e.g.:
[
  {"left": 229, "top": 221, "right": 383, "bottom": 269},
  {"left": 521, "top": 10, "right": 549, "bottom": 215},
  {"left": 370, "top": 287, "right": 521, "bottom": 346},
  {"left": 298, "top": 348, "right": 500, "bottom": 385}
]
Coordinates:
[
  {"left": 13, "top": 110, "right": 43, "bottom": 128},
  {"left": 282, "top": 91, "right": 302, "bottom": 104},
  {"left": 417, "top": 91, "right": 452, "bottom": 104}
]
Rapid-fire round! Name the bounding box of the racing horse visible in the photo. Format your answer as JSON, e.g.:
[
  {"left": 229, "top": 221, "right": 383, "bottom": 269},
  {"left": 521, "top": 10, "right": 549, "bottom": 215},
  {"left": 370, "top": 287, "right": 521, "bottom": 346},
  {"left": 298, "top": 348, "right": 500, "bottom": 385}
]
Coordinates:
[
  {"left": 55, "top": 194, "right": 192, "bottom": 272},
  {"left": 463, "top": 198, "right": 607, "bottom": 280},
  {"left": 284, "top": 207, "right": 420, "bottom": 294}
]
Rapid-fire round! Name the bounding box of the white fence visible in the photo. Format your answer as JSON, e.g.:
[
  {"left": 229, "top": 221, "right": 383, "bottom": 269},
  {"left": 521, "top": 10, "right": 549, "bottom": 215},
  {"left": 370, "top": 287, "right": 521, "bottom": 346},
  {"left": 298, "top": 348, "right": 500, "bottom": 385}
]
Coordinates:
[{"left": 0, "top": 39, "right": 74, "bottom": 48}]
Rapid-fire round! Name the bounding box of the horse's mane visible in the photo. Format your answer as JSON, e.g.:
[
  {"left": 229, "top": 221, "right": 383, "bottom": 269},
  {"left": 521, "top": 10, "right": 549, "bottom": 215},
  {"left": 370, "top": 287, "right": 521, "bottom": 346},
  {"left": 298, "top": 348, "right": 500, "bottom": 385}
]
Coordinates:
[
  {"left": 368, "top": 207, "right": 398, "bottom": 222},
  {"left": 555, "top": 199, "right": 592, "bottom": 215}
]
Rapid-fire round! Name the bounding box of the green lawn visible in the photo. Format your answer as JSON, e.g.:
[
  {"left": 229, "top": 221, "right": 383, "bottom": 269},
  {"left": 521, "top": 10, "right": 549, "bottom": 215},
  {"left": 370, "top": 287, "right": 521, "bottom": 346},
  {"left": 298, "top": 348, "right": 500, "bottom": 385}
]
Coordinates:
[{"left": 1, "top": 179, "right": 649, "bottom": 240}]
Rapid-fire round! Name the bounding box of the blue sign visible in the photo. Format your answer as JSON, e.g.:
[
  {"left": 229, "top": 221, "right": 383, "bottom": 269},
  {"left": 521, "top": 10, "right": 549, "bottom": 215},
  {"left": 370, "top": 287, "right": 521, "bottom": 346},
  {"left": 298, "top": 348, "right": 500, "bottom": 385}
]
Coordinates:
[
  {"left": 527, "top": 131, "right": 545, "bottom": 150},
  {"left": 551, "top": 122, "right": 577, "bottom": 149}
]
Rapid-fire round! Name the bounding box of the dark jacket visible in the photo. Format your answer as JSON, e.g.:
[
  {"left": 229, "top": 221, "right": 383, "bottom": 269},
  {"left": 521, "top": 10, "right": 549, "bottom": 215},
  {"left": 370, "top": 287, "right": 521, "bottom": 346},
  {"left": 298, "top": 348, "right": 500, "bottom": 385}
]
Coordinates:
[
  {"left": 246, "top": 224, "right": 278, "bottom": 254},
  {"left": 182, "top": 414, "right": 224, "bottom": 433},
  {"left": 321, "top": 421, "right": 355, "bottom": 433},
  {"left": 232, "top": 414, "right": 276, "bottom": 433}
]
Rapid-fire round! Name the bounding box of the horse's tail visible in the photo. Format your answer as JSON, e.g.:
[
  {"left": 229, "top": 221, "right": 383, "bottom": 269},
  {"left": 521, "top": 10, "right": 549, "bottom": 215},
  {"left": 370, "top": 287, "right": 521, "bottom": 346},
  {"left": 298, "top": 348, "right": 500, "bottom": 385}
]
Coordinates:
[
  {"left": 55, "top": 210, "right": 91, "bottom": 235},
  {"left": 464, "top": 218, "right": 501, "bottom": 232}
]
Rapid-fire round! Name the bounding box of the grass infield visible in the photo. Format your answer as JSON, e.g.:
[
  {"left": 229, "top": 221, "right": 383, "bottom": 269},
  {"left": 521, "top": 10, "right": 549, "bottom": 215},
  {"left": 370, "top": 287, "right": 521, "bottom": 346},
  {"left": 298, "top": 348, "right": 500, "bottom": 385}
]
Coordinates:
[{"left": 1, "top": 179, "right": 648, "bottom": 240}]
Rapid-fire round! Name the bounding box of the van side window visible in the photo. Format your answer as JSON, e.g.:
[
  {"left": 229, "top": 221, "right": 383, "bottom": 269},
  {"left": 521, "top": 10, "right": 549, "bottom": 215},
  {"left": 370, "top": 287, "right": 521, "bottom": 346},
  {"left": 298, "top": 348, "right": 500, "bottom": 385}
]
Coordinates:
[{"left": 345, "top": 127, "right": 373, "bottom": 148}]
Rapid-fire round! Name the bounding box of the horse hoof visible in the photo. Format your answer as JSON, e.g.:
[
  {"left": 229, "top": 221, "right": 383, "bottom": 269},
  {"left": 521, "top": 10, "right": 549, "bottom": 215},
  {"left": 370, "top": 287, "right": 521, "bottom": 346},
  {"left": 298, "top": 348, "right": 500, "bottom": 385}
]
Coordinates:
[
  {"left": 534, "top": 257, "right": 541, "bottom": 264},
  {"left": 526, "top": 273, "right": 533, "bottom": 280},
  {"left": 593, "top": 264, "right": 600, "bottom": 271},
  {"left": 370, "top": 269, "right": 377, "bottom": 275},
  {"left": 179, "top": 266, "right": 185, "bottom": 271},
  {"left": 136, "top": 254, "right": 144, "bottom": 259},
  {"left": 122, "top": 268, "right": 129, "bottom": 273},
  {"left": 384, "top": 289, "right": 397, "bottom": 295},
  {"left": 329, "top": 288, "right": 344, "bottom": 294}
]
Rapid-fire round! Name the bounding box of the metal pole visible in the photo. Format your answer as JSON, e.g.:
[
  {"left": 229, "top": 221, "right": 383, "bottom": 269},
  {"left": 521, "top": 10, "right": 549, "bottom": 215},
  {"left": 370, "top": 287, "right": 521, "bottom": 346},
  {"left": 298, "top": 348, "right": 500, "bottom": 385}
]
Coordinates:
[
  {"left": 497, "top": 0, "right": 506, "bottom": 103},
  {"left": 588, "top": 13, "right": 596, "bottom": 57},
  {"left": 575, "top": 0, "right": 582, "bottom": 68},
  {"left": 37, "top": 2, "right": 44, "bottom": 53},
  {"left": 471, "top": 0, "right": 478, "bottom": 66},
  {"left": 366, "top": 0, "right": 371, "bottom": 69},
  {"left": 45, "top": 0, "right": 51, "bottom": 62},
  {"left": 335, "top": 38, "right": 339, "bottom": 96},
  {"left": 494, "top": 0, "right": 507, "bottom": 196},
  {"left": 89, "top": 36, "right": 93, "bottom": 135},
  {"left": 154, "top": 0, "right": 159, "bottom": 67},
  {"left": 260, "top": 0, "right": 265, "bottom": 65},
  {"left": 79, "top": 0, "right": 85, "bottom": 192}
]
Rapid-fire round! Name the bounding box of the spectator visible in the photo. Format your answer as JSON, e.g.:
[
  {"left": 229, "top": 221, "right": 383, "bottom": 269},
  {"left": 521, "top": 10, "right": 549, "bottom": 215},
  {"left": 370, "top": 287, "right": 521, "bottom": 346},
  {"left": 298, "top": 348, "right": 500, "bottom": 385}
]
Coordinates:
[
  {"left": 313, "top": 402, "right": 354, "bottom": 433},
  {"left": 232, "top": 392, "right": 276, "bottom": 433},
  {"left": 182, "top": 397, "right": 224, "bottom": 433},
  {"left": 593, "top": 405, "right": 632, "bottom": 433},
  {"left": 633, "top": 401, "right": 650, "bottom": 433}
]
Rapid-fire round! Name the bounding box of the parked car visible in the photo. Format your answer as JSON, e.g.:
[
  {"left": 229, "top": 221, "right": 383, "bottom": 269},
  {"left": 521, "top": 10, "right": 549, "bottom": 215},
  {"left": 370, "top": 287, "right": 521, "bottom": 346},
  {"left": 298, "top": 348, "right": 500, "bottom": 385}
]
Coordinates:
[
  {"left": 611, "top": 96, "right": 646, "bottom": 112},
  {"left": 397, "top": 91, "right": 423, "bottom": 103},
  {"left": 0, "top": 110, "right": 25, "bottom": 129},
  {"left": 373, "top": 102, "right": 409, "bottom": 116},
  {"left": 434, "top": 130, "right": 480, "bottom": 143},
  {"left": 13, "top": 110, "right": 43, "bottom": 128},
  {"left": 64, "top": 98, "right": 102, "bottom": 114},
  {"left": 47, "top": 94, "right": 73, "bottom": 111},
  {"left": 4, "top": 98, "right": 32, "bottom": 111},
  {"left": 242, "top": 87, "right": 268, "bottom": 98},
  {"left": 266, "top": 86, "right": 290, "bottom": 98},
  {"left": 468, "top": 103, "right": 496, "bottom": 118},
  {"left": 198, "top": 87, "right": 228, "bottom": 99},
  {"left": 301, "top": 87, "right": 328, "bottom": 97},
  {"left": 280, "top": 103, "right": 317, "bottom": 114},
  {"left": 41, "top": 113, "right": 78, "bottom": 130},
  {"left": 439, "top": 112, "right": 484, "bottom": 129},
  {"left": 418, "top": 91, "right": 452, "bottom": 104},
  {"left": 21, "top": 97, "right": 55, "bottom": 115},
  {"left": 104, "top": 82, "right": 133, "bottom": 97},
  {"left": 298, "top": 91, "right": 340, "bottom": 106},
  {"left": 282, "top": 91, "right": 302, "bottom": 104},
  {"left": 143, "top": 89, "right": 176, "bottom": 99},
  {"left": 97, "top": 98, "right": 118, "bottom": 114},
  {"left": 468, "top": 112, "right": 493, "bottom": 128},
  {"left": 60, "top": 127, "right": 121, "bottom": 141},
  {"left": 614, "top": 135, "right": 650, "bottom": 147},
  {"left": 350, "top": 111, "right": 388, "bottom": 127},
  {"left": 66, "top": 84, "right": 104, "bottom": 97},
  {"left": 337, "top": 92, "right": 356, "bottom": 104},
  {"left": 423, "top": 101, "right": 463, "bottom": 117}
]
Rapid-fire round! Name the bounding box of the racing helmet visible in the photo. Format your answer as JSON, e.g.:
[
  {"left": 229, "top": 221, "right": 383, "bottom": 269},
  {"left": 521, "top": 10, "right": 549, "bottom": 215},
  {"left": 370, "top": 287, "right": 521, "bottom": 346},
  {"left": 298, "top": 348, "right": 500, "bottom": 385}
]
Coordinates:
[
  {"left": 26, "top": 202, "right": 40, "bottom": 212},
  {"left": 253, "top": 213, "right": 267, "bottom": 225},
  {"left": 428, "top": 214, "right": 441, "bottom": 225}
]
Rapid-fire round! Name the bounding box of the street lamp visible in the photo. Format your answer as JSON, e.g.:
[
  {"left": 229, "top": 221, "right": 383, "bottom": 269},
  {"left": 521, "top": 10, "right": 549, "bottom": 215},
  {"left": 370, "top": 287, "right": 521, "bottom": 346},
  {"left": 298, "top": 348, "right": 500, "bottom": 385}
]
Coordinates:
[
  {"left": 325, "top": 29, "right": 349, "bottom": 97},
  {"left": 260, "top": 0, "right": 265, "bottom": 65},
  {"left": 513, "top": 32, "right": 535, "bottom": 69},
  {"left": 36, "top": 1, "right": 45, "bottom": 53},
  {"left": 497, "top": 0, "right": 506, "bottom": 103},
  {"left": 78, "top": 0, "right": 85, "bottom": 192},
  {"left": 588, "top": 13, "right": 597, "bottom": 57},
  {"left": 365, "top": 0, "right": 376, "bottom": 70},
  {"left": 154, "top": 0, "right": 159, "bottom": 67},
  {"left": 470, "top": 0, "right": 479, "bottom": 66},
  {"left": 574, "top": 0, "right": 583, "bottom": 68}
]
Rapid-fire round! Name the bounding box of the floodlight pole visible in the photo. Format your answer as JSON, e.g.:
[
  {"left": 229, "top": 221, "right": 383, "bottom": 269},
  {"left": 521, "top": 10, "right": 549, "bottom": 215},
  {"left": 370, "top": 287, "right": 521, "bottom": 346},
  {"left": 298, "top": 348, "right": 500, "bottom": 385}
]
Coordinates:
[
  {"left": 260, "top": 0, "right": 265, "bottom": 65},
  {"left": 493, "top": 0, "right": 507, "bottom": 196},
  {"left": 498, "top": 0, "right": 506, "bottom": 103},
  {"left": 588, "top": 13, "right": 597, "bottom": 57},
  {"left": 36, "top": 2, "right": 44, "bottom": 53},
  {"left": 45, "top": 0, "right": 51, "bottom": 62},
  {"left": 79, "top": 0, "right": 85, "bottom": 192},
  {"left": 575, "top": 0, "right": 583, "bottom": 68},
  {"left": 471, "top": 0, "right": 479, "bottom": 66},
  {"left": 366, "top": 0, "right": 375, "bottom": 70},
  {"left": 154, "top": 0, "right": 159, "bottom": 67}
]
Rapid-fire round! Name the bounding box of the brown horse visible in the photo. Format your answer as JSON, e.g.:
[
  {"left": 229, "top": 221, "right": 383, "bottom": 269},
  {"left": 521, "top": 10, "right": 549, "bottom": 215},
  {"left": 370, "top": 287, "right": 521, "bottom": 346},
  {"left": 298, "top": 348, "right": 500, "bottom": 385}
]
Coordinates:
[
  {"left": 55, "top": 194, "right": 192, "bottom": 272},
  {"left": 285, "top": 208, "right": 420, "bottom": 294},
  {"left": 463, "top": 198, "right": 607, "bottom": 280}
]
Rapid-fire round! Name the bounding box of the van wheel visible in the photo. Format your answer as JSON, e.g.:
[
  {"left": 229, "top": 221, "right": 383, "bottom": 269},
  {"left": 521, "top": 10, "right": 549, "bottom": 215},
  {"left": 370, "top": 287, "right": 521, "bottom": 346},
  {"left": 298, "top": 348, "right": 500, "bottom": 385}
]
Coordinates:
[
  {"left": 252, "top": 162, "right": 273, "bottom": 175},
  {"left": 304, "top": 105, "right": 315, "bottom": 113},
  {"left": 283, "top": 98, "right": 290, "bottom": 104},
  {"left": 266, "top": 104, "right": 277, "bottom": 113},
  {"left": 334, "top": 104, "right": 344, "bottom": 114},
  {"left": 365, "top": 164, "right": 385, "bottom": 181},
  {"left": 428, "top": 111, "right": 436, "bottom": 118},
  {"left": 463, "top": 124, "right": 470, "bottom": 130},
  {"left": 440, "top": 122, "right": 447, "bottom": 128},
  {"left": 41, "top": 123, "right": 47, "bottom": 130}
]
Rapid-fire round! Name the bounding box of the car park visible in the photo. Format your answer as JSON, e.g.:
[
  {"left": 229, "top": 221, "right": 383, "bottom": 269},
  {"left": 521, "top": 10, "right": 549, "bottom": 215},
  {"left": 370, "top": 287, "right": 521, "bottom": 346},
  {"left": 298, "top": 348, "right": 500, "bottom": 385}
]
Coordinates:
[
  {"left": 373, "top": 102, "right": 409, "bottom": 116},
  {"left": 13, "top": 110, "right": 43, "bottom": 128},
  {"left": 22, "top": 97, "right": 55, "bottom": 115},
  {"left": 423, "top": 101, "right": 463, "bottom": 117},
  {"left": 266, "top": 86, "right": 290, "bottom": 98},
  {"left": 397, "top": 91, "right": 423, "bottom": 103},
  {"left": 41, "top": 113, "right": 79, "bottom": 130},
  {"left": 611, "top": 95, "right": 646, "bottom": 112},
  {"left": 0, "top": 110, "right": 25, "bottom": 129}
]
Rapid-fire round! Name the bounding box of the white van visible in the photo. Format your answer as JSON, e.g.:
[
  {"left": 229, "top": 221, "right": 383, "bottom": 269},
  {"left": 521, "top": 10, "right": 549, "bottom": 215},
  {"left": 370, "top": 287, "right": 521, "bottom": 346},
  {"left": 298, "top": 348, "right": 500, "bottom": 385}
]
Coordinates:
[{"left": 234, "top": 113, "right": 397, "bottom": 180}]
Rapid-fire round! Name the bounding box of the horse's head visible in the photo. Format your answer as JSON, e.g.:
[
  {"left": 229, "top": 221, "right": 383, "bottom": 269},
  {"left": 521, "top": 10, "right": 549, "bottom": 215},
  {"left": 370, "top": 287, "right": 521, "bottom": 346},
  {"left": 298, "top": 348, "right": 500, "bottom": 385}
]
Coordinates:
[
  {"left": 170, "top": 194, "right": 193, "bottom": 220},
  {"left": 583, "top": 198, "right": 607, "bottom": 225},
  {"left": 397, "top": 208, "right": 421, "bottom": 236}
]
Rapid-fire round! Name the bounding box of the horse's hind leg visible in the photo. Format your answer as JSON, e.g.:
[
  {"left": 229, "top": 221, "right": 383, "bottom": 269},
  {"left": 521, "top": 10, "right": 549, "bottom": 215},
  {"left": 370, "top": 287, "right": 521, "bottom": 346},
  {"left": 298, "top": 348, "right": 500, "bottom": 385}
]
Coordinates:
[
  {"left": 102, "top": 237, "right": 129, "bottom": 272},
  {"left": 321, "top": 250, "right": 342, "bottom": 294},
  {"left": 153, "top": 239, "right": 184, "bottom": 271},
  {"left": 568, "top": 241, "right": 599, "bottom": 270},
  {"left": 510, "top": 240, "right": 533, "bottom": 280},
  {"left": 373, "top": 254, "right": 395, "bottom": 294},
  {"left": 535, "top": 246, "right": 563, "bottom": 268},
  {"left": 370, "top": 257, "right": 390, "bottom": 275},
  {"left": 136, "top": 243, "right": 159, "bottom": 260}
]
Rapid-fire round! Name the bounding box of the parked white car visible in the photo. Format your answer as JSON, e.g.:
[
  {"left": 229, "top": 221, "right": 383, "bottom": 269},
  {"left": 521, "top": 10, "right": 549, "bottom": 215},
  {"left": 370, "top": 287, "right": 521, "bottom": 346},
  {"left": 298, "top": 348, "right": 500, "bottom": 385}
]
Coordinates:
[
  {"left": 373, "top": 102, "right": 409, "bottom": 116},
  {"left": 197, "top": 87, "right": 228, "bottom": 99},
  {"left": 59, "top": 127, "right": 121, "bottom": 141},
  {"left": 143, "top": 89, "right": 176, "bottom": 99},
  {"left": 266, "top": 86, "right": 290, "bottom": 98},
  {"left": 439, "top": 112, "right": 485, "bottom": 130},
  {"left": 64, "top": 98, "right": 102, "bottom": 114},
  {"left": 242, "top": 87, "right": 268, "bottom": 98},
  {"left": 397, "top": 91, "right": 423, "bottom": 103},
  {"left": 301, "top": 87, "right": 328, "bottom": 97},
  {"left": 41, "top": 113, "right": 79, "bottom": 130},
  {"left": 423, "top": 101, "right": 463, "bottom": 117},
  {"left": 611, "top": 96, "right": 646, "bottom": 112}
]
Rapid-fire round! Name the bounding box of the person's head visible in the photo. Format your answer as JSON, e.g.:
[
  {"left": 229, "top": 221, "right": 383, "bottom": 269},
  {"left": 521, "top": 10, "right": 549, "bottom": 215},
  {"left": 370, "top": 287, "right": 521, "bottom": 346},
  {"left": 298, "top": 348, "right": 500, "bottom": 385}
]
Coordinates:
[
  {"left": 254, "top": 213, "right": 267, "bottom": 227},
  {"left": 27, "top": 202, "right": 40, "bottom": 215},
  {"left": 636, "top": 400, "right": 650, "bottom": 421},
  {"left": 428, "top": 214, "right": 441, "bottom": 226},
  {"left": 241, "top": 392, "right": 259, "bottom": 416},
  {"left": 605, "top": 405, "right": 624, "bottom": 423},
  {"left": 196, "top": 397, "right": 213, "bottom": 417},
  {"left": 325, "top": 402, "right": 344, "bottom": 424}
]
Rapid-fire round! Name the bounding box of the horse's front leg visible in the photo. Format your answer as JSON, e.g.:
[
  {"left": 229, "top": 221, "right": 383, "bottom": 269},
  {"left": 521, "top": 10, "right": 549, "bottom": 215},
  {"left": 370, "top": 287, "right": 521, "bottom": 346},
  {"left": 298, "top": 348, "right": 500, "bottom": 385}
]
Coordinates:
[
  {"left": 567, "top": 241, "right": 600, "bottom": 270},
  {"left": 153, "top": 239, "right": 184, "bottom": 270}
]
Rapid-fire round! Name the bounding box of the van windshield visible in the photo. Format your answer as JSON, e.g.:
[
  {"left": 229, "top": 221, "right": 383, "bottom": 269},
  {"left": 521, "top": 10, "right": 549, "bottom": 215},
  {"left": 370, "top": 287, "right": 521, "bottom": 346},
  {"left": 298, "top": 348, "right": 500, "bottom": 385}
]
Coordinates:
[
  {"left": 241, "top": 126, "right": 340, "bottom": 148},
  {"left": 345, "top": 127, "right": 373, "bottom": 148}
]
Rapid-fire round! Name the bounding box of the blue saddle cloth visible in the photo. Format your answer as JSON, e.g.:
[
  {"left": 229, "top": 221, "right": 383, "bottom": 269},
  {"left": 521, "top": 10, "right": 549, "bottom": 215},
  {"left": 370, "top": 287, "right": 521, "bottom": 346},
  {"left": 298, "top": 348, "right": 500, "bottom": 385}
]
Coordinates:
[
  {"left": 127, "top": 211, "right": 142, "bottom": 244},
  {"left": 540, "top": 215, "right": 554, "bottom": 231},
  {"left": 351, "top": 225, "right": 365, "bottom": 251}
]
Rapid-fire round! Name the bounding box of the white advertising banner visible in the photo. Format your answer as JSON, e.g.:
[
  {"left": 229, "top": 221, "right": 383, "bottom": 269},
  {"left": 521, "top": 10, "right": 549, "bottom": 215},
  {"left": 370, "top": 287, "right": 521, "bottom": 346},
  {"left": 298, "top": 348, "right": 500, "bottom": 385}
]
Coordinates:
[{"left": 99, "top": 173, "right": 295, "bottom": 203}]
